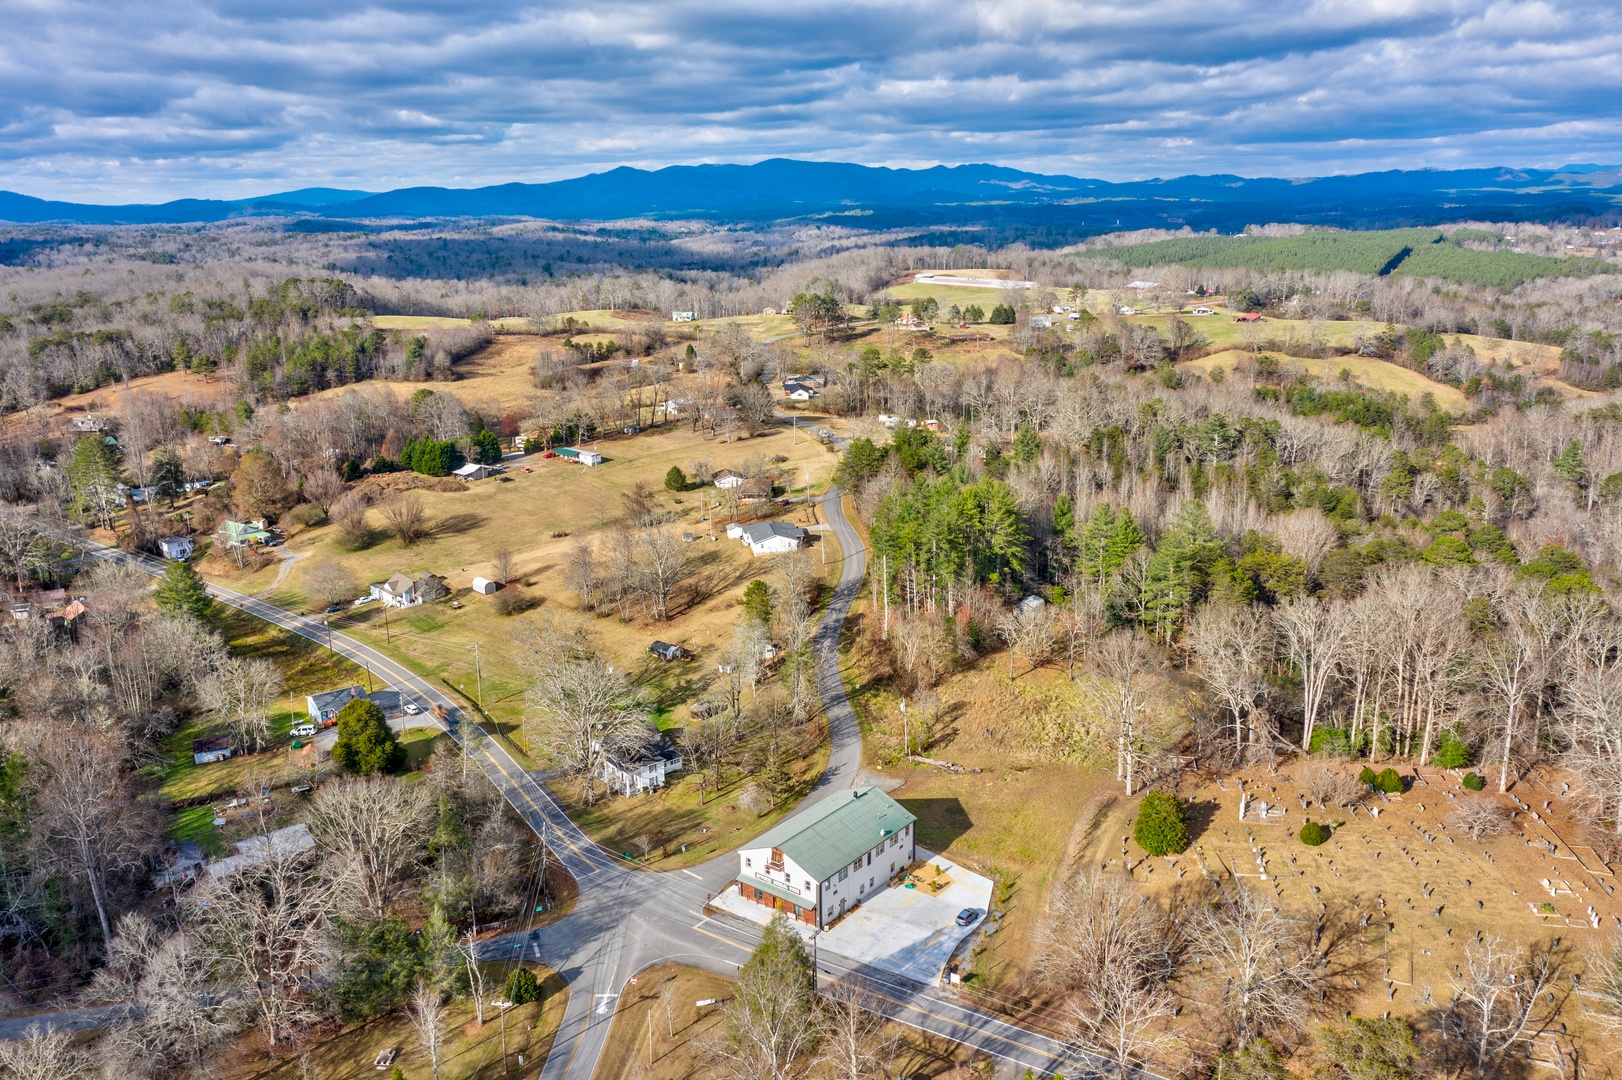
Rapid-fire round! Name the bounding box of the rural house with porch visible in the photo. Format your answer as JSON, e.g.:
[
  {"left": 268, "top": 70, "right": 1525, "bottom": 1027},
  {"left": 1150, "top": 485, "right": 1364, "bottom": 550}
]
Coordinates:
[{"left": 736, "top": 786, "right": 916, "bottom": 928}]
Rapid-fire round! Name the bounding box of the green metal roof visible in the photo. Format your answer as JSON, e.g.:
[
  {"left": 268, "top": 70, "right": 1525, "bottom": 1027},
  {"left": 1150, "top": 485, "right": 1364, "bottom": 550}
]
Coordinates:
[{"left": 750, "top": 786, "right": 915, "bottom": 883}]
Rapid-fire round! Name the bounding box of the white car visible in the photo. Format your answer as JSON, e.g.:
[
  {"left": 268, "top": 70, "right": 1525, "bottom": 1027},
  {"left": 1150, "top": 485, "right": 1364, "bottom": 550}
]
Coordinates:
[
  {"left": 290, "top": 724, "right": 317, "bottom": 737},
  {"left": 402, "top": 701, "right": 421, "bottom": 716}
]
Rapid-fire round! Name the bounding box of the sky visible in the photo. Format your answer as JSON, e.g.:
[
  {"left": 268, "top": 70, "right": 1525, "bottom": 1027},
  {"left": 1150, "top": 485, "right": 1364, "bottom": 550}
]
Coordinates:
[{"left": 1, "top": 0, "right": 1620, "bottom": 202}]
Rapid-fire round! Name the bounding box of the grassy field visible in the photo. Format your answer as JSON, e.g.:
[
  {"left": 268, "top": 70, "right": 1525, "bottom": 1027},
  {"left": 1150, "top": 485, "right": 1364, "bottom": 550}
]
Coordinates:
[
  {"left": 238, "top": 422, "right": 837, "bottom": 728},
  {"left": 1182, "top": 349, "right": 1471, "bottom": 410},
  {"left": 220, "top": 964, "right": 566, "bottom": 1080}
]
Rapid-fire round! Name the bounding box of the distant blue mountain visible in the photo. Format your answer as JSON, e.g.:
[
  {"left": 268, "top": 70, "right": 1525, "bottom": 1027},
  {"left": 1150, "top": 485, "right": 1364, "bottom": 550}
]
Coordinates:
[{"left": 2, "top": 159, "right": 1619, "bottom": 233}]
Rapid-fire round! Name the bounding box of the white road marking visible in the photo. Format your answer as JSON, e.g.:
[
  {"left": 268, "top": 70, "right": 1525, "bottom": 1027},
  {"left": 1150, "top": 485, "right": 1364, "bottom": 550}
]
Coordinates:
[{"left": 682, "top": 869, "right": 702, "bottom": 879}]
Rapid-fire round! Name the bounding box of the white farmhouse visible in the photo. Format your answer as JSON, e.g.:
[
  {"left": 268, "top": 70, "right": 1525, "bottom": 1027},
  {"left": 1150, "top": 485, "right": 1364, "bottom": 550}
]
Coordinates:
[
  {"left": 736, "top": 786, "right": 916, "bottom": 929},
  {"left": 738, "top": 520, "right": 806, "bottom": 555}
]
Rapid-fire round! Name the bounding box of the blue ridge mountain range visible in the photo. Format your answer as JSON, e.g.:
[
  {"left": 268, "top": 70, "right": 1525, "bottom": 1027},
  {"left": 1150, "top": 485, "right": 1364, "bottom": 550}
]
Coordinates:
[{"left": 2, "top": 159, "right": 1620, "bottom": 233}]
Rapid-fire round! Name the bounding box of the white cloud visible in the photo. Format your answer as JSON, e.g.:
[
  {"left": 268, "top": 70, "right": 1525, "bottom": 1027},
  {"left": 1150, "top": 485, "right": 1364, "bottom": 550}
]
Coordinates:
[{"left": 0, "top": 0, "right": 1617, "bottom": 200}]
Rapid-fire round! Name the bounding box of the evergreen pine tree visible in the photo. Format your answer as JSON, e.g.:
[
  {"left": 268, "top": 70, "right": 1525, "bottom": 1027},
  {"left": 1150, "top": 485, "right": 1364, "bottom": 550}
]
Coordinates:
[{"left": 153, "top": 560, "right": 214, "bottom": 622}]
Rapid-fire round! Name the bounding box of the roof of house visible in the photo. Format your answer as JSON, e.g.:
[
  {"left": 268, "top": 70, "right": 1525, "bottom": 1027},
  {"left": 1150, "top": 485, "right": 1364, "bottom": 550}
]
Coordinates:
[
  {"left": 452, "top": 462, "right": 490, "bottom": 477},
  {"left": 748, "top": 786, "right": 915, "bottom": 881},
  {"left": 606, "top": 729, "right": 683, "bottom": 770},
  {"left": 308, "top": 685, "right": 365, "bottom": 713},
  {"left": 738, "top": 477, "right": 773, "bottom": 498},
  {"left": 192, "top": 735, "right": 232, "bottom": 754},
  {"left": 740, "top": 521, "right": 805, "bottom": 546},
  {"left": 208, "top": 824, "right": 316, "bottom": 880},
  {"left": 375, "top": 573, "right": 417, "bottom": 597}
]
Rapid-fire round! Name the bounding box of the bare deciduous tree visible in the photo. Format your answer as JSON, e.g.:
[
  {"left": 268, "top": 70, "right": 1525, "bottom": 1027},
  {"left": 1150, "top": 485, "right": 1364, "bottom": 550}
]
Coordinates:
[
  {"left": 1188, "top": 886, "right": 1326, "bottom": 1042},
  {"left": 331, "top": 491, "right": 370, "bottom": 546},
  {"left": 1441, "top": 936, "right": 1562, "bottom": 1079},
  {"left": 517, "top": 617, "right": 651, "bottom": 806},
  {"left": 996, "top": 602, "right": 1056, "bottom": 675},
  {"left": 1446, "top": 800, "right": 1510, "bottom": 841},
  {"left": 409, "top": 977, "right": 447, "bottom": 1080},
  {"left": 24, "top": 727, "right": 155, "bottom": 943},
  {"left": 1478, "top": 612, "right": 1540, "bottom": 793},
  {"left": 637, "top": 527, "right": 690, "bottom": 621},
  {"left": 1036, "top": 869, "right": 1177, "bottom": 1074},
  {"left": 303, "top": 557, "right": 358, "bottom": 609},
  {"left": 1087, "top": 630, "right": 1161, "bottom": 795},
  {"left": 491, "top": 547, "right": 514, "bottom": 585},
  {"left": 0, "top": 1024, "right": 87, "bottom": 1080},
  {"left": 1186, "top": 604, "right": 1273, "bottom": 760},
  {"left": 816, "top": 980, "right": 896, "bottom": 1080},
  {"left": 305, "top": 774, "right": 429, "bottom": 920},
  {"left": 1581, "top": 931, "right": 1622, "bottom": 1038},
  {"left": 380, "top": 491, "right": 429, "bottom": 547},
  {"left": 1275, "top": 596, "right": 1354, "bottom": 752},
  {"left": 706, "top": 915, "right": 820, "bottom": 1080},
  {"left": 302, "top": 465, "right": 345, "bottom": 512},
  {"left": 188, "top": 830, "right": 335, "bottom": 1050},
  {"left": 197, "top": 654, "right": 283, "bottom": 754}
]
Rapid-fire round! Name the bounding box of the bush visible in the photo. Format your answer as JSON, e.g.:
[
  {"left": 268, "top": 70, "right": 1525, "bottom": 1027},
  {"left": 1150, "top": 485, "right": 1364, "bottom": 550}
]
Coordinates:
[
  {"left": 665, "top": 465, "right": 688, "bottom": 491},
  {"left": 1299, "top": 820, "right": 1330, "bottom": 846},
  {"left": 1462, "top": 771, "right": 1485, "bottom": 791},
  {"left": 1358, "top": 765, "right": 1378, "bottom": 787},
  {"left": 1433, "top": 729, "right": 1471, "bottom": 768},
  {"left": 331, "top": 699, "right": 406, "bottom": 775},
  {"left": 491, "top": 587, "right": 530, "bottom": 616},
  {"left": 285, "top": 502, "right": 327, "bottom": 529},
  {"left": 1375, "top": 767, "right": 1405, "bottom": 794},
  {"left": 1133, "top": 791, "right": 1189, "bottom": 856},
  {"left": 506, "top": 968, "right": 542, "bottom": 1006}
]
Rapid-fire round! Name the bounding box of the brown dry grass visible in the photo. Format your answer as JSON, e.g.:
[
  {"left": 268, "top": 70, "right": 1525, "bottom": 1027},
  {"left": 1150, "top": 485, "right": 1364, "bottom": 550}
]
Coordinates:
[
  {"left": 1182, "top": 349, "right": 1471, "bottom": 409},
  {"left": 592, "top": 964, "right": 1001, "bottom": 1080},
  {"left": 1142, "top": 760, "right": 1616, "bottom": 1049},
  {"left": 217, "top": 965, "right": 565, "bottom": 1080}
]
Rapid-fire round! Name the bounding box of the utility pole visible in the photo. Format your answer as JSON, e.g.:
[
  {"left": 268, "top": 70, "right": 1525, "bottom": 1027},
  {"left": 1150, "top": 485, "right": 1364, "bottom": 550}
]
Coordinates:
[{"left": 473, "top": 642, "right": 484, "bottom": 709}]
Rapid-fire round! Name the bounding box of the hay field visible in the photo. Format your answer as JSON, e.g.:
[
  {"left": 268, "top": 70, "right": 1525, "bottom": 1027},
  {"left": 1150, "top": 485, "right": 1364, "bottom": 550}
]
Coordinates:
[{"left": 1182, "top": 349, "right": 1470, "bottom": 410}]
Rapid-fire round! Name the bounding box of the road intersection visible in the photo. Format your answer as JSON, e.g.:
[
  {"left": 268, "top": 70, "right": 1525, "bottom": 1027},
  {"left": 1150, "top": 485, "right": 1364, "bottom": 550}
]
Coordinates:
[{"left": 58, "top": 486, "right": 1106, "bottom": 1079}]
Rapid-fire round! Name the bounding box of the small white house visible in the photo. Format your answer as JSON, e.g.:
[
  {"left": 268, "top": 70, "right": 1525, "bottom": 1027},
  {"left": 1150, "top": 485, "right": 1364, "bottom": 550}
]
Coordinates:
[
  {"left": 1193, "top": 306, "right": 1217, "bottom": 316},
  {"left": 471, "top": 577, "right": 499, "bottom": 595},
  {"left": 452, "top": 462, "right": 495, "bottom": 481},
  {"left": 1030, "top": 315, "right": 1054, "bottom": 329},
  {"left": 739, "top": 521, "right": 806, "bottom": 556},
  {"left": 158, "top": 536, "right": 194, "bottom": 561},
  {"left": 371, "top": 574, "right": 423, "bottom": 609},
  {"left": 600, "top": 732, "right": 684, "bottom": 797},
  {"left": 555, "top": 447, "right": 603, "bottom": 466},
  {"left": 1116, "top": 306, "right": 1138, "bottom": 316},
  {"left": 713, "top": 470, "right": 745, "bottom": 490},
  {"left": 671, "top": 311, "right": 697, "bottom": 322},
  {"left": 726, "top": 522, "right": 746, "bottom": 540},
  {"left": 788, "top": 388, "right": 816, "bottom": 402}
]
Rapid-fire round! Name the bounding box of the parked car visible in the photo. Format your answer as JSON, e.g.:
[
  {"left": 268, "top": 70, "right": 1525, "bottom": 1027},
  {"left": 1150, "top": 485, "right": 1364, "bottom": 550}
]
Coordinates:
[
  {"left": 955, "top": 908, "right": 980, "bottom": 927},
  {"left": 290, "top": 724, "right": 317, "bottom": 737},
  {"left": 403, "top": 701, "right": 421, "bottom": 715},
  {"left": 324, "top": 603, "right": 343, "bottom": 613}
]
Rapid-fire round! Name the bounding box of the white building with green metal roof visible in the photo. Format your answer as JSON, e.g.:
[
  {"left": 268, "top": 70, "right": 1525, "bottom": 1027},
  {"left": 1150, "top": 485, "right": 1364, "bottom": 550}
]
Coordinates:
[{"left": 736, "top": 786, "right": 916, "bottom": 929}]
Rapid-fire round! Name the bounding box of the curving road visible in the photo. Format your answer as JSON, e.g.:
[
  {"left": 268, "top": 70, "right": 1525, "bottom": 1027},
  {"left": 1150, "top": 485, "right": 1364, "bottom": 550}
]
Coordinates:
[{"left": 49, "top": 485, "right": 1107, "bottom": 1079}]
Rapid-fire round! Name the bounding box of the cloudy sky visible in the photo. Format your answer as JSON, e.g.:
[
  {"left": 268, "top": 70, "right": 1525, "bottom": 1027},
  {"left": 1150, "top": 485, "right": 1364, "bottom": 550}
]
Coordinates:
[{"left": 1, "top": 0, "right": 1619, "bottom": 202}]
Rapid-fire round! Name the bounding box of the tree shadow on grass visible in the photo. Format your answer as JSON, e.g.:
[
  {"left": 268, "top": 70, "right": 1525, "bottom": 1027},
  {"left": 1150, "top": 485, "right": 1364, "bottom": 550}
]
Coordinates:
[{"left": 432, "top": 512, "right": 486, "bottom": 538}]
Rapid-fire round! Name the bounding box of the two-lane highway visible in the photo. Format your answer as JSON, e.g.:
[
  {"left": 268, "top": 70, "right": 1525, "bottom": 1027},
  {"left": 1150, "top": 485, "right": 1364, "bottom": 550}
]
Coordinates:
[{"left": 51, "top": 483, "right": 1112, "bottom": 1078}]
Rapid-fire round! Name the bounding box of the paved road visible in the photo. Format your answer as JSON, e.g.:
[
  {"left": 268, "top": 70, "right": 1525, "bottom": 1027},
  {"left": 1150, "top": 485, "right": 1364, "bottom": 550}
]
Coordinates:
[{"left": 43, "top": 490, "right": 1109, "bottom": 1078}]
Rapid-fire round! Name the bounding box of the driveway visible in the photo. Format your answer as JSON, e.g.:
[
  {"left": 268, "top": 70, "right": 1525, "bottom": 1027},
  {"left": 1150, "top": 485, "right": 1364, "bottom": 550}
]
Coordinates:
[{"left": 711, "top": 848, "right": 993, "bottom": 985}]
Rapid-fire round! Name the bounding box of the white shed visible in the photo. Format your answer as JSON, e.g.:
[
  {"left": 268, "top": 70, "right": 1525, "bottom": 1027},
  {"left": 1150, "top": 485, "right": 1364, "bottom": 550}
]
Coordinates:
[{"left": 471, "top": 577, "right": 500, "bottom": 595}]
